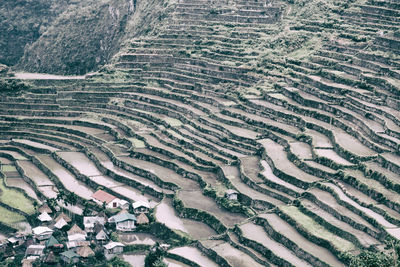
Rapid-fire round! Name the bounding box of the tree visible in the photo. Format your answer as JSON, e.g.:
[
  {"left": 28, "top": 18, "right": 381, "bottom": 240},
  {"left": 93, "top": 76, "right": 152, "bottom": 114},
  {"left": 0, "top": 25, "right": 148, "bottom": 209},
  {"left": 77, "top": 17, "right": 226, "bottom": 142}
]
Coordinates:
[
  {"left": 33, "top": 200, "right": 38, "bottom": 212},
  {"left": 349, "top": 250, "right": 395, "bottom": 267},
  {"left": 82, "top": 201, "right": 91, "bottom": 216},
  {"left": 56, "top": 190, "right": 65, "bottom": 202},
  {"left": 47, "top": 198, "right": 57, "bottom": 211},
  {"left": 153, "top": 258, "right": 167, "bottom": 267},
  {"left": 110, "top": 232, "right": 119, "bottom": 242},
  {"left": 145, "top": 244, "right": 166, "bottom": 267},
  {"left": 107, "top": 256, "right": 130, "bottom": 267},
  {"left": 66, "top": 192, "right": 78, "bottom": 206}
]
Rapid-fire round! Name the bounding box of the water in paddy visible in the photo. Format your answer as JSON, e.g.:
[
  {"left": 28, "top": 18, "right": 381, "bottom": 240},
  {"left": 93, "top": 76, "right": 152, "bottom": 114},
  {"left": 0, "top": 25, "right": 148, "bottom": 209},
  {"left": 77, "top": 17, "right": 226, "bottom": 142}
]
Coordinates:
[
  {"left": 240, "top": 222, "right": 312, "bottom": 267},
  {"left": 122, "top": 253, "right": 146, "bottom": 267},
  {"left": 119, "top": 233, "right": 160, "bottom": 245},
  {"left": 168, "top": 246, "right": 219, "bottom": 267},
  {"left": 36, "top": 154, "right": 93, "bottom": 199},
  {"left": 163, "top": 258, "right": 191, "bottom": 267},
  {"left": 155, "top": 198, "right": 216, "bottom": 239}
]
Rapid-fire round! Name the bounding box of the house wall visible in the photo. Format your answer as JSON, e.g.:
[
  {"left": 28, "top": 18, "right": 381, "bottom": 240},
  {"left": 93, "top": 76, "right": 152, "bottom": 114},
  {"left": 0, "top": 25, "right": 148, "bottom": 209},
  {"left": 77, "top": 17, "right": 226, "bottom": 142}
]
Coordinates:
[
  {"left": 116, "top": 220, "right": 136, "bottom": 231},
  {"left": 112, "top": 246, "right": 123, "bottom": 254},
  {"left": 228, "top": 194, "right": 238, "bottom": 200},
  {"left": 36, "top": 233, "right": 52, "bottom": 241},
  {"left": 107, "top": 199, "right": 120, "bottom": 209},
  {"left": 134, "top": 207, "right": 149, "bottom": 213}
]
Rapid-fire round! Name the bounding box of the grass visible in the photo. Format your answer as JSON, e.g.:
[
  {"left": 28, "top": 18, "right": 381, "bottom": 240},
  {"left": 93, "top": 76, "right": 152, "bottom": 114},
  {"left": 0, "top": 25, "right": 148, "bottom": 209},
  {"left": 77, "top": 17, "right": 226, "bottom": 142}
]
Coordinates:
[
  {"left": 1, "top": 165, "right": 17, "bottom": 172},
  {"left": 164, "top": 118, "right": 183, "bottom": 127},
  {"left": 280, "top": 205, "right": 356, "bottom": 252},
  {"left": 0, "top": 205, "right": 26, "bottom": 225},
  {"left": 0, "top": 178, "right": 35, "bottom": 214},
  {"left": 129, "top": 138, "right": 146, "bottom": 149}
]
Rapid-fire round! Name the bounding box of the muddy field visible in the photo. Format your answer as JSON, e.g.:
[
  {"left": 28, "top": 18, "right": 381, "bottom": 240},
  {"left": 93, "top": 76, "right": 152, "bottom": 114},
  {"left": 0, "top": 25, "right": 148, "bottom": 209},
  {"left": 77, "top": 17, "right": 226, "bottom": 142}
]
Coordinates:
[{"left": 0, "top": 0, "right": 399, "bottom": 266}]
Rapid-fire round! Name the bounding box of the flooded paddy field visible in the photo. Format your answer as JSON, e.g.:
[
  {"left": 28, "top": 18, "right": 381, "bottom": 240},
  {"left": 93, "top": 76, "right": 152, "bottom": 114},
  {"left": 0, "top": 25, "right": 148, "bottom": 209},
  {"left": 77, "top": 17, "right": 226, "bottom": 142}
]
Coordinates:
[
  {"left": 121, "top": 253, "right": 146, "bottom": 267},
  {"left": 203, "top": 239, "right": 266, "bottom": 267},
  {"left": 260, "top": 213, "right": 344, "bottom": 267},
  {"left": 36, "top": 154, "right": 93, "bottom": 198},
  {"left": 2, "top": 1, "right": 400, "bottom": 265},
  {"left": 155, "top": 198, "right": 216, "bottom": 239},
  {"left": 168, "top": 246, "right": 219, "bottom": 267},
  {"left": 240, "top": 222, "right": 312, "bottom": 267}
]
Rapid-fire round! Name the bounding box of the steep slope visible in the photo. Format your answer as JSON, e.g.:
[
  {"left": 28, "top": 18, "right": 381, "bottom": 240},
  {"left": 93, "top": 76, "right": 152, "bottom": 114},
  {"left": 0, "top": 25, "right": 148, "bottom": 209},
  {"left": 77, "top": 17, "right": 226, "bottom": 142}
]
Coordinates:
[
  {"left": 1, "top": 0, "right": 400, "bottom": 266},
  {"left": 18, "top": 0, "right": 168, "bottom": 75},
  {"left": 0, "top": 0, "right": 72, "bottom": 66}
]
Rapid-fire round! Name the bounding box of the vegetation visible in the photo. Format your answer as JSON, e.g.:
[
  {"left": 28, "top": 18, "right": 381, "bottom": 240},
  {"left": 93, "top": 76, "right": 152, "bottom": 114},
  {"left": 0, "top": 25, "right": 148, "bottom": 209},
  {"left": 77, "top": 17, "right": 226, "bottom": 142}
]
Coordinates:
[
  {"left": 16, "top": 0, "right": 168, "bottom": 75},
  {"left": 0, "top": 206, "right": 26, "bottom": 226},
  {"left": 0, "top": 0, "right": 399, "bottom": 266},
  {"left": 349, "top": 250, "right": 397, "bottom": 267},
  {"left": 0, "top": 79, "right": 30, "bottom": 94},
  {"left": 280, "top": 205, "right": 356, "bottom": 252},
  {"left": 145, "top": 244, "right": 167, "bottom": 267},
  {"left": 0, "top": 0, "right": 72, "bottom": 66},
  {"left": 0, "top": 178, "right": 35, "bottom": 214}
]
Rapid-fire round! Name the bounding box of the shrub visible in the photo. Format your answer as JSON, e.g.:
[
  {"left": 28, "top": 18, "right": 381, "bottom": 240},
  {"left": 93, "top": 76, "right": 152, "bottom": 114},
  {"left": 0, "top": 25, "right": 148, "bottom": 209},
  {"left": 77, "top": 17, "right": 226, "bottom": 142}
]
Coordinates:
[
  {"left": 0, "top": 79, "right": 30, "bottom": 94},
  {"left": 349, "top": 250, "right": 396, "bottom": 267}
]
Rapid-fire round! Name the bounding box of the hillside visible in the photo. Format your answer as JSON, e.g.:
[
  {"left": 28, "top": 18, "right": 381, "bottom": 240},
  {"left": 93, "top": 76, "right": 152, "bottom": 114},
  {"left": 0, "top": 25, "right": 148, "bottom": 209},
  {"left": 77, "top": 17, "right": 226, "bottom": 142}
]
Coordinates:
[
  {"left": 0, "top": 0, "right": 400, "bottom": 266},
  {"left": 0, "top": 0, "right": 73, "bottom": 67}
]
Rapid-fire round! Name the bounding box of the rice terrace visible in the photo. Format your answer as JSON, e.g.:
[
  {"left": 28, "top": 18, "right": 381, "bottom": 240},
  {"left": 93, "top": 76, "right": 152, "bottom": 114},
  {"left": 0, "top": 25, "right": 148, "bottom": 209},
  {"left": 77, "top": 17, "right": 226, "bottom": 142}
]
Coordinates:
[{"left": 0, "top": 0, "right": 399, "bottom": 266}]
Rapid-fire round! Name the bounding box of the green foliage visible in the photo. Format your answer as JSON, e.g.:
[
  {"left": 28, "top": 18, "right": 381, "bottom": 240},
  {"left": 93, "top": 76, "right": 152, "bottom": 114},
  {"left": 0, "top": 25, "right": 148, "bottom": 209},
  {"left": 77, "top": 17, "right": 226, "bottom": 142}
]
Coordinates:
[
  {"left": 0, "top": 254, "right": 24, "bottom": 267},
  {"left": 0, "top": 177, "right": 35, "bottom": 214},
  {"left": 349, "top": 250, "right": 397, "bottom": 267},
  {"left": 19, "top": 0, "right": 132, "bottom": 74},
  {"left": 0, "top": 79, "right": 30, "bottom": 94},
  {"left": 17, "top": 0, "right": 167, "bottom": 75},
  {"left": 110, "top": 231, "right": 120, "bottom": 242},
  {"left": 145, "top": 245, "right": 166, "bottom": 267},
  {"left": 106, "top": 256, "right": 131, "bottom": 267},
  {"left": 153, "top": 258, "right": 168, "bottom": 267},
  {"left": 0, "top": 0, "right": 72, "bottom": 66}
]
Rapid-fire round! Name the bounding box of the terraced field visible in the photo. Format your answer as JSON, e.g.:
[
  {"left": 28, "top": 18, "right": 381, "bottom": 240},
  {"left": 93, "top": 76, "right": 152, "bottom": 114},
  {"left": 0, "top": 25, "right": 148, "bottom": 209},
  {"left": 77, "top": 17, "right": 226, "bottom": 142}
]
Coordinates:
[{"left": 1, "top": 0, "right": 400, "bottom": 266}]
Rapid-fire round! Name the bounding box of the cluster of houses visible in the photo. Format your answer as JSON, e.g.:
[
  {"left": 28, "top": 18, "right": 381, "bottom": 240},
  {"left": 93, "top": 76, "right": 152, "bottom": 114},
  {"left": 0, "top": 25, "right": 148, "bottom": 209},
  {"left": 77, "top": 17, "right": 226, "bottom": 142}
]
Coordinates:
[{"left": 0, "top": 190, "right": 151, "bottom": 266}]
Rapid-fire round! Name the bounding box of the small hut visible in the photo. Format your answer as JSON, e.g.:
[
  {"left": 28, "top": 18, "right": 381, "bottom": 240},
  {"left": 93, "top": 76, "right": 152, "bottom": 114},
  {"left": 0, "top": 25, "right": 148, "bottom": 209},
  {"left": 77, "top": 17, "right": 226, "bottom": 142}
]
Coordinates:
[
  {"left": 77, "top": 245, "right": 95, "bottom": 258},
  {"left": 38, "top": 203, "right": 52, "bottom": 214},
  {"left": 136, "top": 213, "right": 149, "bottom": 225}
]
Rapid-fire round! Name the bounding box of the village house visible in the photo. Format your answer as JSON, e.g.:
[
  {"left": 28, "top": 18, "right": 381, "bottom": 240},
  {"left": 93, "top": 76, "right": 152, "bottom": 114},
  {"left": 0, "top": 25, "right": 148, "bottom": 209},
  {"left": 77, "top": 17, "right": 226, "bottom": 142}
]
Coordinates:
[
  {"left": 21, "top": 259, "right": 35, "bottom": 267},
  {"left": 60, "top": 250, "right": 80, "bottom": 264},
  {"left": 132, "top": 201, "right": 150, "bottom": 214},
  {"left": 66, "top": 240, "right": 90, "bottom": 251},
  {"left": 91, "top": 190, "right": 126, "bottom": 209},
  {"left": 44, "top": 251, "right": 57, "bottom": 265},
  {"left": 32, "top": 226, "right": 53, "bottom": 241},
  {"left": 45, "top": 236, "right": 63, "bottom": 252},
  {"left": 38, "top": 203, "right": 52, "bottom": 214},
  {"left": 119, "top": 199, "right": 130, "bottom": 209},
  {"left": 7, "top": 233, "right": 26, "bottom": 248},
  {"left": 55, "top": 212, "right": 71, "bottom": 223},
  {"left": 68, "top": 232, "right": 86, "bottom": 242},
  {"left": 37, "top": 211, "right": 52, "bottom": 223},
  {"left": 67, "top": 224, "right": 87, "bottom": 242},
  {"left": 83, "top": 216, "right": 106, "bottom": 233},
  {"left": 136, "top": 213, "right": 150, "bottom": 225},
  {"left": 76, "top": 245, "right": 95, "bottom": 258},
  {"left": 95, "top": 228, "right": 109, "bottom": 243},
  {"left": 54, "top": 217, "right": 68, "bottom": 229},
  {"left": 53, "top": 212, "right": 71, "bottom": 229},
  {"left": 44, "top": 236, "right": 59, "bottom": 248},
  {"left": 104, "top": 241, "right": 125, "bottom": 260},
  {"left": 225, "top": 189, "right": 239, "bottom": 200},
  {"left": 25, "top": 244, "right": 45, "bottom": 260},
  {"left": 108, "top": 212, "right": 137, "bottom": 231}
]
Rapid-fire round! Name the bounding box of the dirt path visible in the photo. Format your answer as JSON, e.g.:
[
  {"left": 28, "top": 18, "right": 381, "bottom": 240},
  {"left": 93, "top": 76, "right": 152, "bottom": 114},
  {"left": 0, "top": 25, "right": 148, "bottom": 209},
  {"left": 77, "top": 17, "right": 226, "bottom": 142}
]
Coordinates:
[{"left": 13, "top": 72, "right": 85, "bottom": 80}]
